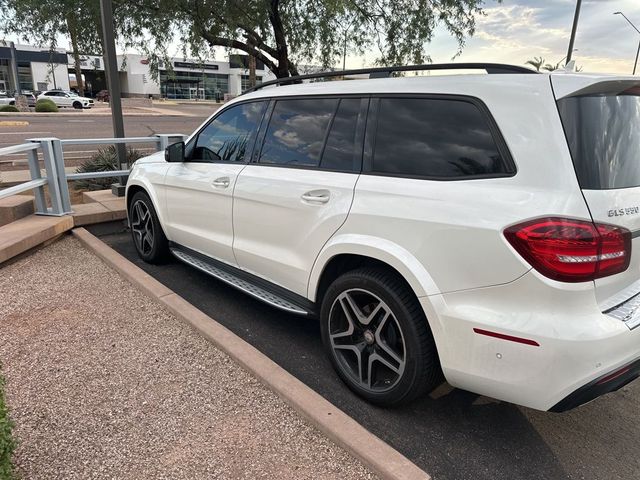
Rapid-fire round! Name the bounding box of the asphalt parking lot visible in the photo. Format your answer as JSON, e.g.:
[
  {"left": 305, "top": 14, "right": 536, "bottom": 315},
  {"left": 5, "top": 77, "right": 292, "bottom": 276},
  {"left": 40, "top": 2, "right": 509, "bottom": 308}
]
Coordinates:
[{"left": 89, "top": 223, "right": 640, "bottom": 480}]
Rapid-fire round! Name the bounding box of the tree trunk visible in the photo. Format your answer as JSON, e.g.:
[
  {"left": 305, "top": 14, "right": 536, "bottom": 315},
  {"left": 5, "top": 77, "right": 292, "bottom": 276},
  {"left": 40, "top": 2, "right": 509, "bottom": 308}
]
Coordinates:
[
  {"left": 248, "top": 54, "right": 256, "bottom": 88},
  {"left": 269, "top": 0, "right": 293, "bottom": 78},
  {"left": 67, "top": 18, "right": 85, "bottom": 95}
]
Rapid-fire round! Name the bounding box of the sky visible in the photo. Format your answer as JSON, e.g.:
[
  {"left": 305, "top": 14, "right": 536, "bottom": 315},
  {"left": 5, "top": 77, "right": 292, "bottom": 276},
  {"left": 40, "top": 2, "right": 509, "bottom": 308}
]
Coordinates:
[
  {"left": 389, "top": 0, "right": 640, "bottom": 74},
  {"left": 5, "top": 0, "right": 640, "bottom": 75}
]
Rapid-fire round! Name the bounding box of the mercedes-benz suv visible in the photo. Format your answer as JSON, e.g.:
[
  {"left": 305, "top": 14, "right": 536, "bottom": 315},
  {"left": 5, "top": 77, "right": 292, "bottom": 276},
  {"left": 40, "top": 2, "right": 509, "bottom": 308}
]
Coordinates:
[{"left": 126, "top": 64, "right": 640, "bottom": 411}]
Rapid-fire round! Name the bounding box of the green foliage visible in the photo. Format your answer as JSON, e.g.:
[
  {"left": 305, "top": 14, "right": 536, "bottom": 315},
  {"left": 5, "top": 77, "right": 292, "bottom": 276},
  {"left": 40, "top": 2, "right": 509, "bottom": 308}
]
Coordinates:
[
  {"left": 74, "top": 146, "right": 143, "bottom": 191},
  {"left": 117, "top": 0, "right": 499, "bottom": 78},
  {"left": 34, "top": 99, "right": 58, "bottom": 112},
  {"left": 0, "top": 0, "right": 103, "bottom": 93},
  {"left": 0, "top": 364, "right": 16, "bottom": 480},
  {"left": 0, "top": 106, "right": 18, "bottom": 112}
]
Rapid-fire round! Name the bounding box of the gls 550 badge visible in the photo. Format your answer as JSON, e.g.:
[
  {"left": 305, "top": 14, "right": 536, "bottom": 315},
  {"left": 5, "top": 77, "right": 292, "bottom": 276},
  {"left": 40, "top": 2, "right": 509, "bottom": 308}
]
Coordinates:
[{"left": 608, "top": 206, "right": 640, "bottom": 217}]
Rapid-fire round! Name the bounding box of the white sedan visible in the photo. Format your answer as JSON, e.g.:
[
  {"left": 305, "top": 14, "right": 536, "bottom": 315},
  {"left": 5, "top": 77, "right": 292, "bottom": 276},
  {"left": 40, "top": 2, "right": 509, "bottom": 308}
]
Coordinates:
[
  {"left": 37, "top": 90, "right": 94, "bottom": 109},
  {"left": 0, "top": 93, "right": 15, "bottom": 105}
]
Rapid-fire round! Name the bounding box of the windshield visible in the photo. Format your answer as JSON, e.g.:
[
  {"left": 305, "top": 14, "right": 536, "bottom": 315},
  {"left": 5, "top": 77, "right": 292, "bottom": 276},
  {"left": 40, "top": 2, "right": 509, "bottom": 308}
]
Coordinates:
[{"left": 558, "top": 92, "right": 640, "bottom": 190}]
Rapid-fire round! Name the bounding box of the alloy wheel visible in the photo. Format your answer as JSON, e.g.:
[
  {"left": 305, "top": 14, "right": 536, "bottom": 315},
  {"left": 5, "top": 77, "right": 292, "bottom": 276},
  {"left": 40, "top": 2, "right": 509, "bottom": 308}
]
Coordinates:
[
  {"left": 328, "top": 288, "right": 406, "bottom": 393},
  {"left": 130, "top": 199, "right": 155, "bottom": 255}
]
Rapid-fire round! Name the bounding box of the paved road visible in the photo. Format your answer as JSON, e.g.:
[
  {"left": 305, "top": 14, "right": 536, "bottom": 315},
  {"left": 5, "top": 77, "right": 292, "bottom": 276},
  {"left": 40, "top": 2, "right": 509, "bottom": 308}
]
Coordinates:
[
  {"left": 0, "top": 104, "right": 214, "bottom": 169},
  {"left": 89, "top": 224, "right": 640, "bottom": 480}
]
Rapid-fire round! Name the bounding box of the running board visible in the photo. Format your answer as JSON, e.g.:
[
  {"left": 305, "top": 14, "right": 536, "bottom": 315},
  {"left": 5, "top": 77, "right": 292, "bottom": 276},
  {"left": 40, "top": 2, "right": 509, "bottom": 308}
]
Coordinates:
[{"left": 170, "top": 247, "right": 313, "bottom": 316}]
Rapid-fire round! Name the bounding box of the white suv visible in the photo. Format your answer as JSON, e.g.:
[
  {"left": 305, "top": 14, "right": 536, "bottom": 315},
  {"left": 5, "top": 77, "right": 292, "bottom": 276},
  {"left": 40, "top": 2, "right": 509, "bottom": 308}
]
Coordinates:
[
  {"left": 126, "top": 64, "right": 640, "bottom": 412},
  {"left": 37, "top": 90, "right": 94, "bottom": 109}
]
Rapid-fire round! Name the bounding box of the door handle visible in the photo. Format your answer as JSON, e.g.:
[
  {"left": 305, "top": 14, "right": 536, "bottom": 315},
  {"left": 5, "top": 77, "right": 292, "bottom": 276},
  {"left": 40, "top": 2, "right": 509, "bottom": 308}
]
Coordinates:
[
  {"left": 301, "top": 190, "right": 330, "bottom": 204},
  {"left": 212, "top": 177, "right": 230, "bottom": 188}
]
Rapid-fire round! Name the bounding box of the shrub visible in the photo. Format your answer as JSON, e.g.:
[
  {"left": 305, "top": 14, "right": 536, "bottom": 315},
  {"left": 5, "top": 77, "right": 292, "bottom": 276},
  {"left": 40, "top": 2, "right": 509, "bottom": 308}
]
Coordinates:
[
  {"left": 74, "top": 145, "right": 143, "bottom": 191},
  {"left": 0, "top": 105, "right": 18, "bottom": 113},
  {"left": 0, "top": 364, "right": 15, "bottom": 480},
  {"left": 35, "top": 98, "right": 58, "bottom": 112}
]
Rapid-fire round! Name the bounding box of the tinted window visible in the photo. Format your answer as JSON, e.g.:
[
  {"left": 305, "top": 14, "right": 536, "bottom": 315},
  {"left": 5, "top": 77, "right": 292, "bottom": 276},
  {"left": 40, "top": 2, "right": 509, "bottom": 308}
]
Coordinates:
[
  {"left": 372, "top": 98, "right": 509, "bottom": 178},
  {"left": 558, "top": 93, "right": 640, "bottom": 189},
  {"left": 320, "top": 99, "right": 361, "bottom": 171},
  {"left": 192, "top": 101, "right": 266, "bottom": 163},
  {"left": 259, "top": 98, "right": 338, "bottom": 167}
]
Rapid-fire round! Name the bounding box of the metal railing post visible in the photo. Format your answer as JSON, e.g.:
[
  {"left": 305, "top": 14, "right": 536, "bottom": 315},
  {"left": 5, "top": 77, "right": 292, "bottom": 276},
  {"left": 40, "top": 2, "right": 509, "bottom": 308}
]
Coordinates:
[
  {"left": 51, "top": 138, "right": 72, "bottom": 213},
  {"left": 29, "top": 137, "right": 71, "bottom": 216},
  {"left": 26, "top": 148, "right": 47, "bottom": 214},
  {"left": 155, "top": 134, "right": 187, "bottom": 152}
]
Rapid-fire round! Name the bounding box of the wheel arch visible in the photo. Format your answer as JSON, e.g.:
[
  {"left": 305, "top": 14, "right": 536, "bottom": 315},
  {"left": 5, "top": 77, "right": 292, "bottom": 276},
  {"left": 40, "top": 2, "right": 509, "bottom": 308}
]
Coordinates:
[
  {"left": 308, "top": 235, "right": 440, "bottom": 303},
  {"left": 125, "top": 179, "right": 168, "bottom": 230}
]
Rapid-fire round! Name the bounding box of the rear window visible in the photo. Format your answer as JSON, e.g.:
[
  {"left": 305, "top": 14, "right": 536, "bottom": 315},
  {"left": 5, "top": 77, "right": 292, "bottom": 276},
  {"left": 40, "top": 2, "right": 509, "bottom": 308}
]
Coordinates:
[
  {"left": 371, "top": 97, "right": 511, "bottom": 179},
  {"left": 558, "top": 93, "right": 640, "bottom": 189}
]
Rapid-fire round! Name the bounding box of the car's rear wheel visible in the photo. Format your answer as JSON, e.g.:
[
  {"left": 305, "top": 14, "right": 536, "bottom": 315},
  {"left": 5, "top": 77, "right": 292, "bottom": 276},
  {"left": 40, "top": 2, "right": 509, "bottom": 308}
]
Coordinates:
[
  {"left": 320, "top": 268, "right": 442, "bottom": 406},
  {"left": 129, "top": 191, "right": 169, "bottom": 263},
  {"left": 73, "top": 101, "right": 82, "bottom": 109}
]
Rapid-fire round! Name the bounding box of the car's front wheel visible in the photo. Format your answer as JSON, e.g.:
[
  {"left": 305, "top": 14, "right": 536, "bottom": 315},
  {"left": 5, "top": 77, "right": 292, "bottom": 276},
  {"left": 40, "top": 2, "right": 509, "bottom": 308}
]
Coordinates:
[
  {"left": 320, "top": 268, "right": 442, "bottom": 406},
  {"left": 129, "top": 191, "right": 169, "bottom": 263},
  {"left": 73, "top": 101, "right": 83, "bottom": 110}
]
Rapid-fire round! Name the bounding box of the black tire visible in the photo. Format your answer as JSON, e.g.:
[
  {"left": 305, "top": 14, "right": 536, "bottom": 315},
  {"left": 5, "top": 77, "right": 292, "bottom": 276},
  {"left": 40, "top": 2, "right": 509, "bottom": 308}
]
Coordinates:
[
  {"left": 128, "top": 191, "right": 169, "bottom": 263},
  {"left": 320, "top": 267, "right": 442, "bottom": 406},
  {"left": 9, "top": 101, "right": 15, "bottom": 106},
  {"left": 73, "top": 101, "right": 82, "bottom": 109}
]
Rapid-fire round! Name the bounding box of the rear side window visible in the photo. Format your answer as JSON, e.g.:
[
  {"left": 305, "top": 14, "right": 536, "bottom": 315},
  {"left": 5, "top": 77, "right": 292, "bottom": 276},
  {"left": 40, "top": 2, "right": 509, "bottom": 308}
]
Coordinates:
[
  {"left": 259, "top": 98, "right": 338, "bottom": 167},
  {"left": 320, "top": 98, "right": 361, "bottom": 171},
  {"left": 372, "top": 98, "right": 511, "bottom": 179},
  {"left": 558, "top": 93, "right": 640, "bottom": 189}
]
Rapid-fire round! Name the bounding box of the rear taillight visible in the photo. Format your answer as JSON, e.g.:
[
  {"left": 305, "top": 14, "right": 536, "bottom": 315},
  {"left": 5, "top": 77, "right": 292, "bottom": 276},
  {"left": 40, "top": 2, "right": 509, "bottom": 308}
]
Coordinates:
[{"left": 504, "top": 217, "right": 631, "bottom": 282}]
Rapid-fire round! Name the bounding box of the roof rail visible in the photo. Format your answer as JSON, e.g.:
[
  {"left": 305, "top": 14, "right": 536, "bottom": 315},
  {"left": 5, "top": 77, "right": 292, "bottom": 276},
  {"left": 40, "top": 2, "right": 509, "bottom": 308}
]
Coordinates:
[{"left": 243, "top": 63, "right": 537, "bottom": 94}]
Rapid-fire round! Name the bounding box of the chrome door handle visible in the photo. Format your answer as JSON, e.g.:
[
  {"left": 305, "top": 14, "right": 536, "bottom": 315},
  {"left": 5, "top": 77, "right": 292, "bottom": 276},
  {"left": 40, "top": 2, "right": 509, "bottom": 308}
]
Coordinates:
[
  {"left": 212, "top": 177, "right": 230, "bottom": 188},
  {"left": 301, "top": 191, "right": 330, "bottom": 204}
]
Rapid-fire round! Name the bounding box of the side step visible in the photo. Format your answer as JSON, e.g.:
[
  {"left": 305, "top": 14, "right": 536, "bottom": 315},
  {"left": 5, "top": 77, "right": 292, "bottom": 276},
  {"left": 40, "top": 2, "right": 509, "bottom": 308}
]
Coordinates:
[{"left": 170, "top": 246, "right": 314, "bottom": 316}]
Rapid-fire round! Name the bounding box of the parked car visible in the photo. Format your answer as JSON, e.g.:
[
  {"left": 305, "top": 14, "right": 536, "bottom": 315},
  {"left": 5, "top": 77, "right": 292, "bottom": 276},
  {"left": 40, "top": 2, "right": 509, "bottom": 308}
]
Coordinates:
[
  {"left": 126, "top": 64, "right": 640, "bottom": 412},
  {"left": 37, "top": 90, "right": 94, "bottom": 109},
  {"left": 0, "top": 92, "right": 15, "bottom": 105}
]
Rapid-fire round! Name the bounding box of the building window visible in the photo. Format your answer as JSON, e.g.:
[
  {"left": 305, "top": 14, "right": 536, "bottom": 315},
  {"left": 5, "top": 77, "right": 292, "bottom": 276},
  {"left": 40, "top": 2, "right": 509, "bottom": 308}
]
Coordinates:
[
  {"left": 159, "top": 70, "right": 229, "bottom": 101},
  {"left": 241, "top": 75, "right": 262, "bottom": 92},
  {"left": 17, "top": 62, "right": 33, "bottom": 92}
]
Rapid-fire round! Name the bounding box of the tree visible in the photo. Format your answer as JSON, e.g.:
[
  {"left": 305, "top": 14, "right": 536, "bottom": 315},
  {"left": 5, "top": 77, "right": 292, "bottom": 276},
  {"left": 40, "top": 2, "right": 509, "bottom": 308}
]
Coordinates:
[
  {"left": 543, "top": 62, "right": 560, "bottom": 72},
  {"left": 120, "top": 0, "right": 499, "bottom": 78},
  {"left": 0, "top": 0, "right": 103, "bottom": 94},
  {"left": 525, "top": 56, "right": 544, "bottom": 71}
]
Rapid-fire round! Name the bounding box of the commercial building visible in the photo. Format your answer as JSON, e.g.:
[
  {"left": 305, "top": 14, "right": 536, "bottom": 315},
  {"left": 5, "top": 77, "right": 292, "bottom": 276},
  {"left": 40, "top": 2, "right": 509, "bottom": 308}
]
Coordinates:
[{"left": 0, "top": 41, "right": 276, "bottom": 98}]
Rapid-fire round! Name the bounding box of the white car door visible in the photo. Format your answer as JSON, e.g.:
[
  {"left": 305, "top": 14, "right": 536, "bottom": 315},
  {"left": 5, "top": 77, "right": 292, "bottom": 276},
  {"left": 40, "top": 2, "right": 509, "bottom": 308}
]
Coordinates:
[
  {"left": 164, "top": 100, "right": 267, "bottom": 266},
  {"left": 232, "top": 97, "right": 367, "bottom": 296}
]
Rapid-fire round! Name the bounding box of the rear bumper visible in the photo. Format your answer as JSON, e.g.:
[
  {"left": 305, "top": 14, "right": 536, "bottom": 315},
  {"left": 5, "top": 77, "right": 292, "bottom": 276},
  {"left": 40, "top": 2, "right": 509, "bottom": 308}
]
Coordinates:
[
  {"left": 422, "top": 270, "right": 640, "bottom": 411},
  {"left": 550, "top": 357, "right": 640, "bottom": 412}
]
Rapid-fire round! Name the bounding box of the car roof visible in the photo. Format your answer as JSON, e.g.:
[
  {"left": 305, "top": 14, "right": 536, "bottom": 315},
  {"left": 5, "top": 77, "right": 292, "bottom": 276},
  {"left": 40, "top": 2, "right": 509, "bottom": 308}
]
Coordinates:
[{"left": 234, "top": 71, "right": 638, "bottom": 104}]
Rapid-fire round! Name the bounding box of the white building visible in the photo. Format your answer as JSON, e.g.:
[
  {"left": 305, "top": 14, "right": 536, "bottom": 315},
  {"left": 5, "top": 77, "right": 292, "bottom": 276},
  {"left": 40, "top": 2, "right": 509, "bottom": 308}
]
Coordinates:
[{"left": 1, "top": 42, "right": 276, "bottom": 98}]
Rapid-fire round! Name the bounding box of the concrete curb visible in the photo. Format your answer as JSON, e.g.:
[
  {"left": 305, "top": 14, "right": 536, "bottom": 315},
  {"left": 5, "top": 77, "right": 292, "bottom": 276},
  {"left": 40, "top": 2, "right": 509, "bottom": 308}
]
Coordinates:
[{"left": 72, "top": 227, "right": 430, "bottom": 480}]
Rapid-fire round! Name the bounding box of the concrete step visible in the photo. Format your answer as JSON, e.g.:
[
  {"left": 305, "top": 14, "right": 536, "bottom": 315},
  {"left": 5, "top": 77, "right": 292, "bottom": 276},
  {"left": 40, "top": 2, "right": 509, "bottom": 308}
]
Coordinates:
[
  {"left": 73, "top": 189, "right": 126, "bottom": 226},
  {"left": 0, "top": 214, "right": 74, "bottom": 264},
  {"left": 0, "top": 195, "right": 34, "bottom": 227}
]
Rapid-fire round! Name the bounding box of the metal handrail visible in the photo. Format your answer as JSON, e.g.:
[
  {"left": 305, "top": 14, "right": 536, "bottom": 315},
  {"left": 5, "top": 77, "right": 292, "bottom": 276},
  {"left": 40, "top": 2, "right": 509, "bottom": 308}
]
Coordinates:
[
  {"left": 0, "top": 143, "right": 40, "bottom": 156},
  {"left": 0, "top": 133, "right": 185, "bottom": 216}
]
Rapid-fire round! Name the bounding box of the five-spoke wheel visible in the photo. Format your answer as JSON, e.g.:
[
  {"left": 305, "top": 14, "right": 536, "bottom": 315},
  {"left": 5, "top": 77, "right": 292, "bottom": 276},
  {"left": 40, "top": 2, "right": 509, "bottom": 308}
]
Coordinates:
[
  {"left": 128, "top": 191, "right": 168, "bottom": 263},
  {"left": 321, "top": 268, "right": 442, "bottom": 406},
  {"left": 328, "top": 289, "right": 406, "bottom": 392}
]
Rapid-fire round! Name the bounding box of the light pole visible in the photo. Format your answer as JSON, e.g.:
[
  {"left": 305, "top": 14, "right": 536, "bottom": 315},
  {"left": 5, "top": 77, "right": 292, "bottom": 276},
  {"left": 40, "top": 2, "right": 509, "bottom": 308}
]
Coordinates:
[
  {"left": 342, "top": 18, "right": 355, "bottom": 71},
  {"left": 614, "top": 11, "right": 640, "bottom": 75},
  {"left": 566, "top": 0, "right": 582, "bottom": 64}
]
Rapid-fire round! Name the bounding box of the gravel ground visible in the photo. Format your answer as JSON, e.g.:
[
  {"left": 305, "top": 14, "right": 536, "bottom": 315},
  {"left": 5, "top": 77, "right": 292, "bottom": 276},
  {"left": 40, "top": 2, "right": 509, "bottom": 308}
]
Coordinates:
[{"left": 0, "top": 236, "right": 378, "bottom": 480}]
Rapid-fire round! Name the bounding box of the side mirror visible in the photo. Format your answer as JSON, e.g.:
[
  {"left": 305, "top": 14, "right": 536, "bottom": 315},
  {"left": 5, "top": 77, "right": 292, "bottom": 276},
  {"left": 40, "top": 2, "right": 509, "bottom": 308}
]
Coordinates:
[{"left": 165, "top": 141, "right": 185, "bottom": 162}]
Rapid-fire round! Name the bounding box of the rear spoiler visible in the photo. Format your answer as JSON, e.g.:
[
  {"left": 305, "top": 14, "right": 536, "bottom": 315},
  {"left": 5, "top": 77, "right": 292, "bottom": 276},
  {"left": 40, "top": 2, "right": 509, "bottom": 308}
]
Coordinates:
[{"left": 551, "top": 74, "right": 640, "bottom": 99}]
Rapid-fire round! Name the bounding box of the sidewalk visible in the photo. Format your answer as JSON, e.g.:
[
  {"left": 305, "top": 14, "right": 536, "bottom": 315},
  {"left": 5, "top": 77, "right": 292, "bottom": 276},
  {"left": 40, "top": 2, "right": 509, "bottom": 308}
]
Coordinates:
[{"left": 0, "top": 236, "right": 377, "bottom": 479}]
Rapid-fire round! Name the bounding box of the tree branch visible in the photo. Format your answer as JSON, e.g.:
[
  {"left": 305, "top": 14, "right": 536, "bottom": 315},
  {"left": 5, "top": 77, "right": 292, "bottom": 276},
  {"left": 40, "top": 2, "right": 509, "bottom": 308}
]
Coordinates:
[{"left": 200, "top": 32, "right": 278, "bottom": 74}]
